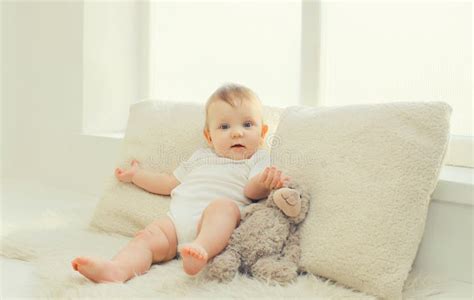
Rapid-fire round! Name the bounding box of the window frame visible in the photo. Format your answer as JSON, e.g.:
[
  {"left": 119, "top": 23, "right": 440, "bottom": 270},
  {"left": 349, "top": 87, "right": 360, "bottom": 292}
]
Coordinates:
[{"left": 445, "top": 135, "right": 474, "bottom": 168}]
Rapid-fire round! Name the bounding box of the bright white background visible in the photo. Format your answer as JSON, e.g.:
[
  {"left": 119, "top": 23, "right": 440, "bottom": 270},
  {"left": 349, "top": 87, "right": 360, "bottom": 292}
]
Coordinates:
[
  {"left": 149, "top": 1, "right": 302, "bottom": 108},
  {"left": 1, "top": 0, "right": 472, "bottom": 199},
  {"left": 319, "top": 2, "right": 471, "bottom": 137},
  {"left": 81, "top": 1, "right": 472, "bottom": 165},
  {"left": 0, "top": 0, "right": 472, "bottom": 293}
]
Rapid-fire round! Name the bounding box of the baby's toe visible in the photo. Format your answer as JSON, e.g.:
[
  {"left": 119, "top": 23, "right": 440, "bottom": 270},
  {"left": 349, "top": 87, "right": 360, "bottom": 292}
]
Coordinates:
[{"left": 71, "top": 260, "right": 79, "bottom": 270}]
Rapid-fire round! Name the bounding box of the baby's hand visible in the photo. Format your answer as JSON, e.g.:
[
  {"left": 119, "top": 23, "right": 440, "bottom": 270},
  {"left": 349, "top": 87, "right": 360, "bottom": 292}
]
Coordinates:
[
  {"left": 259, "top": 166, "right": 290, "bottom": 190},
  {"left": 115, "top": 160, "right": 139, "bottom": 183}
]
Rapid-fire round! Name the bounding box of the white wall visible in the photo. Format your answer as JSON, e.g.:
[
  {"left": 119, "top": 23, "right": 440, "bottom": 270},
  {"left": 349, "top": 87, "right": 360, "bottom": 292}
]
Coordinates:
[{"left": 2, "top": 2, "right": 120, "bottom": 195}]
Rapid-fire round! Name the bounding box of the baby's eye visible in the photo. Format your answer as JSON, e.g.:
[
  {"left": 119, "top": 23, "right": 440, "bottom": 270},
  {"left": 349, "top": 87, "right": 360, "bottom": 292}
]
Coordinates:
[
  {"left": 219, "top": 124, "right": 230, "bottom": 130},
  {"left": 243, "top": 121, "right": 253, "bottom": 128}
]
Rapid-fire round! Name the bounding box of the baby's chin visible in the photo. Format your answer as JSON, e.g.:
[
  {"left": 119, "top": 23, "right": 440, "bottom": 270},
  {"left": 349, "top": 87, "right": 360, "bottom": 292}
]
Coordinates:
[{"left": 218, "top": 148, "right": 257, "bottom": 160}]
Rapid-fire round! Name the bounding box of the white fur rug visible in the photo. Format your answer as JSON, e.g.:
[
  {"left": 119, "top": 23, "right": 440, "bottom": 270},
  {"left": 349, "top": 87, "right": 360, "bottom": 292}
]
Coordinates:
[{"left": 1, "top": 207, "right": 441, "bottom": 299}]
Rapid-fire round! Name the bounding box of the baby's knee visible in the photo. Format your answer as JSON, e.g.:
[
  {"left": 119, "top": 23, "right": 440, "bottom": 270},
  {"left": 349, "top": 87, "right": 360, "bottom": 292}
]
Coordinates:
[
  {"left": 210, "top": 198, "right": 241, "bottom": 220},
  {"left": 134, "top": 224, "right": 171, "bottom": 261}
]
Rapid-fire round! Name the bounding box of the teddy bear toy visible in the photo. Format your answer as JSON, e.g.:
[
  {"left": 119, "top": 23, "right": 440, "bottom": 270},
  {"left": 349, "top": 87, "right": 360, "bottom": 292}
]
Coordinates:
[{"left": 204, "top": 181, "right": 310, "bottom": 285}]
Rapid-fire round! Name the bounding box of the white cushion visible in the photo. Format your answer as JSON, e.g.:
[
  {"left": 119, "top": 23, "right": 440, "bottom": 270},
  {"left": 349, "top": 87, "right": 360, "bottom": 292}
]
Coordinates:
[
  {"left": 90, "top": 100, "right": 283, "bottom": 237},
  {"left": 271, "top": 102, "right": 451, "bottom": 299}
]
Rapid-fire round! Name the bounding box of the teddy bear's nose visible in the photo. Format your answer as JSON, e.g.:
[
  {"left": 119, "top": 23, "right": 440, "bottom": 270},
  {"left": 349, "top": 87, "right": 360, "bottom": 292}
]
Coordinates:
[{"left": 282, "top": 191, "right": 299, "bottom": 205}]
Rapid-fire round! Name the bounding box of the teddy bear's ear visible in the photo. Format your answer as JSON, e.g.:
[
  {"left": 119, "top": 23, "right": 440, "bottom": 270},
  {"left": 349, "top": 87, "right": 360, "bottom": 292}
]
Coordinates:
[
  {"left": 285, "top": 180, "right": 298, "bottom": 190},
  {"left": 286, "top": 183, "right": 311, "bottom": 225},
  {"left": 265, "top": 189, "right": 279, "bottom": 209}
]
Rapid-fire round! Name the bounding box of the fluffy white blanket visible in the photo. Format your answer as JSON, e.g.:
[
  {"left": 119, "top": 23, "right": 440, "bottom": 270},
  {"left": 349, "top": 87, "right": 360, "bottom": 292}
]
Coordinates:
[{"left": 1, "top": 206, "right": 439, "bottom": 299}]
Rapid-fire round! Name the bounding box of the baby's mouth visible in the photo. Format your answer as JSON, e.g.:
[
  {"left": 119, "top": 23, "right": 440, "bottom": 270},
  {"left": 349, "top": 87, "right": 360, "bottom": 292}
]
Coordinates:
[{"left": 231, "top": 144, "right": 246, "bottom": 149}]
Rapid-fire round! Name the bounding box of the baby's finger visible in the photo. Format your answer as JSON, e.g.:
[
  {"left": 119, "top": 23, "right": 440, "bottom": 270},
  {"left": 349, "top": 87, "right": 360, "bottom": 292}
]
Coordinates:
[
  {"left": 274, "top": 172, "right": 289, "bottom": 188},
  {"left": 276, "top": 181, "right": 284, "bottom": 189},
  {"left": 270, "top": 170, "right": 282, "bottom": 189},
  {"left": 115, "top": 168, "right": 123, "bottom": 175},
  {"left": 259, "top": 167, "right": 270, "bottom": 183},
  {"left": 264, "top": 167, "right": 276, "bottom": 187}
]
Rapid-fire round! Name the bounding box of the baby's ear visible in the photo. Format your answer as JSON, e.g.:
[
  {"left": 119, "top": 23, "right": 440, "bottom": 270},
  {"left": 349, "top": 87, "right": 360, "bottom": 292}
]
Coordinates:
[
  {"left": 260, "top": 124, "right": 268, "bottom": 139},
  {"left": 203, "top": 129, "right": 213, "bottom": 146}
]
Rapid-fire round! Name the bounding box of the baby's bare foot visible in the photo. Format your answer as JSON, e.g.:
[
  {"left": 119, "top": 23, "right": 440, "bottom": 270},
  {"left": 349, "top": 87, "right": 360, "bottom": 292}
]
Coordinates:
[
  {"left": 179, "top": 243, "right": 209, "bottom": 276},
  {"left": 71, "top": 256, "right": 128, "bottom": 283}
]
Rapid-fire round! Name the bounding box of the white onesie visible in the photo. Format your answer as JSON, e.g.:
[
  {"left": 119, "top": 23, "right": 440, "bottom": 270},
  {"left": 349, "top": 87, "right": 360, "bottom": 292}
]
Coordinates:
[{"left": 168, "top": 147, "right": 270, "bottom": 246}]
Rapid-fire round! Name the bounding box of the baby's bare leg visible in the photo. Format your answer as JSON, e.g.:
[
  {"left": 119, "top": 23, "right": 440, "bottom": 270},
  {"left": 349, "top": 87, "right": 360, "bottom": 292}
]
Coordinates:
[
  {"left": 71, "top": 217, "right": 177, "bottom": 283},
  {"left": 179, "top": 198, "right": 240, "bottom": 275}
]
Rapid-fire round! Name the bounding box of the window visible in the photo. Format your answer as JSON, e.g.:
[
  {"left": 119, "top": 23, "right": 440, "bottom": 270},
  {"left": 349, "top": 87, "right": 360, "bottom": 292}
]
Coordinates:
[
  {"left": 83, "top": 1, "right": 472, "bottom": 167},
  {"left": 313, "top": 2, "right": 472, "bottom": 167},
  {"left": 148, "top": 1, "right": 302, "bottom": 108}
]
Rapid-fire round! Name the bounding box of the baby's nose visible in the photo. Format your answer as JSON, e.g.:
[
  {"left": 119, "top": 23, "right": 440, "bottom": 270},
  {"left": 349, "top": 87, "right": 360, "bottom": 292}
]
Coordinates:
[{"left": 231, "top": 128, "right": 244, "bottom": 137}]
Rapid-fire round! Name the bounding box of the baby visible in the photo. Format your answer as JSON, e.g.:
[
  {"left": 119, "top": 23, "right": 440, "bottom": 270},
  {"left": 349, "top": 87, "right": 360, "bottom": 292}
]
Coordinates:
[{"left": 71, "top": 83, "right": 289, "bottom": 283}]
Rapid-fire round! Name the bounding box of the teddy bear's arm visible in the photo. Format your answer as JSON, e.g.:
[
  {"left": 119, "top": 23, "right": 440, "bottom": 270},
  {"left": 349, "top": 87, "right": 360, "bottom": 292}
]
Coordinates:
[
  {"left": 240, "top": 202, "right": 266, "bottom": 220},
  {"left": 281, "top": 228, "right": 301, "bottom": 265}
]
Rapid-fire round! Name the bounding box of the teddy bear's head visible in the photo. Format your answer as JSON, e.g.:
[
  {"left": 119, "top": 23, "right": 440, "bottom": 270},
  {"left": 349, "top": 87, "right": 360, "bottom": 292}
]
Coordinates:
[{"left": 265, "top": 181, "right": 310, "bottom": 225}]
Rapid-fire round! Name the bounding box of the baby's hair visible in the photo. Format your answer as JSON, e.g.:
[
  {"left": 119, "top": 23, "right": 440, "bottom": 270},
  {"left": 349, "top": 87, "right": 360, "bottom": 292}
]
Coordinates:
[{"left": 204, "top": 83, "right": 263, "bottom": 130}]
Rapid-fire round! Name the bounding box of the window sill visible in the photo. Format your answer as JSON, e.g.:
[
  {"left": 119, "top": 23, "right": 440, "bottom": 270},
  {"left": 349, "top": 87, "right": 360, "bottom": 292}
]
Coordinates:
[
  {"left": 80, "top": 131, "right": 125, "bottom": 140},
  {"left": 80, "top": 132, "right": 473, "bottom": 206},
  {"left": 432, "top": 165, "right": 473, "bottom": 206}
]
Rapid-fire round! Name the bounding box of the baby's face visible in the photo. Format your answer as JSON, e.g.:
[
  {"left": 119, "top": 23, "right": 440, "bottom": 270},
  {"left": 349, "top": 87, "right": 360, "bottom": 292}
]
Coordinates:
[{"left": 204, "top": 99, "right": 268, "bottom": 160}]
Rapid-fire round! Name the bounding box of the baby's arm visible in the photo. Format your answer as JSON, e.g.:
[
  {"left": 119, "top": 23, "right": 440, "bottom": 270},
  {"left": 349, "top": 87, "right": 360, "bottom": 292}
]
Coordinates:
[
  {"left": 244, "top": 166, "right": 290, "bottom": 201},
  {"left": 115, "top": 160, "right": 180, "bottom": 195}
]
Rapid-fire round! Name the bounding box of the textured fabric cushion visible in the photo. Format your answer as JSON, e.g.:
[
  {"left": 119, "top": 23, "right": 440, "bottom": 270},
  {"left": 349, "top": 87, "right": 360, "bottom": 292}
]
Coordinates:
[
  {"left": 90, "top": 100, "right": 283, "bottom": 237},
  {"left": 271, "top": 102, "right": 451, "bottom": 299}
]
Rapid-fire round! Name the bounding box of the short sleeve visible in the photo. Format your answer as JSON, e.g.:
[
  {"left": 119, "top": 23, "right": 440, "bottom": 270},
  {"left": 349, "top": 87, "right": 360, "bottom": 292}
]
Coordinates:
[
  {"left": 172, "top": 148, "right": 205, "bottom": 183},
  {"left": 248, "top": 149, "right": 271, "bottom": 179}
]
